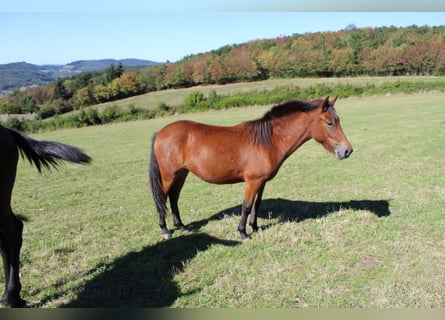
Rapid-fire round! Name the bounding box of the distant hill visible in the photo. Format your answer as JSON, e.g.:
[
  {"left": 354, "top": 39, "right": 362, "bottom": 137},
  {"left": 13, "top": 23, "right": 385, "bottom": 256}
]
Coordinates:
[
  {"left": 65, "top": 59, "right": 160, "bottom": 73},
  {"left": 0, "top": 59, "right": 161, "bottom": 94}
]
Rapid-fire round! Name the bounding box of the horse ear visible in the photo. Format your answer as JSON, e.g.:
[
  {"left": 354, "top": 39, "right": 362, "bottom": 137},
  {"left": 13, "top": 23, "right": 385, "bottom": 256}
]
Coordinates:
[
  {"left": 322, "top": 96, "right": 330, "bottom": 112},
  {"left": 330, "top": 96, "right": 338, "bottom": 106}
]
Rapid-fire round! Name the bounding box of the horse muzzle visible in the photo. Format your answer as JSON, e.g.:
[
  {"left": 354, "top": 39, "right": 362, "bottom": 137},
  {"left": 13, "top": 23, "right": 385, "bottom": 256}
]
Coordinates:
[{"left": 335, "top": 144, "right": 353, "bottom": 160}]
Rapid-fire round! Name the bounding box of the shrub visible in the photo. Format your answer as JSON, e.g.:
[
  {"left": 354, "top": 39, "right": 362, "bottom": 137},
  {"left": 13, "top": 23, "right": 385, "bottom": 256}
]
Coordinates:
[
  {"left": 37, "top": 106, "right": 56, "bottom": 119},
  {"left": 99, "top": 105, "right": 121, "bottom": 124},
  {"left": 85, "top": 108, "right": 101, "bottom": 125},
  {"left": 2, "top": 117, "right": 23, "bottom": 131},
  {"left": 184, "top": 91, "right": 206, "bottom": 108}
]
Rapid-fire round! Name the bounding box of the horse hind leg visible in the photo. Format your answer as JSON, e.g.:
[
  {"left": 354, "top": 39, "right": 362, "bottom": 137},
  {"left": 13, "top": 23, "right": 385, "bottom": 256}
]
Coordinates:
[
  {"left": 168, "top": 169, "right": 190, "bottom": 233},
  {"left": 0, "top": 210, "right": 26, "bottom": 307},
  {"left": 158, "top": 204, "right": 170, "bottom": 240},
  {"left": 151, "top": 185, "right": 169, "bottom": 240},
  {"left": 151, "top": 175, "right": 170, "bottom": 239}
]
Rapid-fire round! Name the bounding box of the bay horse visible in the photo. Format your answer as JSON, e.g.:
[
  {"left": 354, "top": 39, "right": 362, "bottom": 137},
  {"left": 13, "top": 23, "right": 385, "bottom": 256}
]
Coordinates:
[
  {"left": 0, "top": 125, "right": 91, "bottom": 307},
  {"left": 149, "top": 96, "right": 352, "bottom": 241}
]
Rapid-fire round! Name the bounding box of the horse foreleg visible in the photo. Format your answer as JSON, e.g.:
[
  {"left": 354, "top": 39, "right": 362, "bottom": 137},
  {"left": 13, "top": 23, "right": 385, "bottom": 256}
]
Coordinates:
[
  {"left": 238, "top": 202, "right": 251, "bottom": 241},
  {"left": 249, "top": 183, "right": 265, "bottom": 233},
  {"left": 239, "top": 181, "right": 264, "bottom": 241},
  {"left": 0, "top": 235, "right": 10, "bottom": 301}
]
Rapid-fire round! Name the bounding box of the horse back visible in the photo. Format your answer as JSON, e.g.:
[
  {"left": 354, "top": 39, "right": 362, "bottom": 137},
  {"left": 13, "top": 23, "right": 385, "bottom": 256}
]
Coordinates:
[{"left": 156, "top": 120, "right": 241, "bottom": 149}]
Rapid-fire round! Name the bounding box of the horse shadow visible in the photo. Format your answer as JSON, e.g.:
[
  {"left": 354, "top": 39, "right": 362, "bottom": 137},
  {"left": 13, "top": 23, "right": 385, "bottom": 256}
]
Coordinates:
[
  {"left": 188, "top": 198, "right": 391, "bottom": 232},
  {"left": 58, "top": 199, "right": 388, "bottom": 307},
  {"left": 61, "top": 233, "right": 239, "bottom": 308}
]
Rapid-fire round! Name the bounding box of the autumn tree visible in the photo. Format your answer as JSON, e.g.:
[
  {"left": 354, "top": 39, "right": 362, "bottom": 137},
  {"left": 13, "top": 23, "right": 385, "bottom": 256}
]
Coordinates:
[
  {"left": 163, "top": 62, "right": 177, "bottom": 88},
  {"left": 208, "top": 57, "right": 226, "bottom": 84},
  {"left": 330, "top": 47, "right": 355, "bottom": 76},
  {"left": 27, "top": 86, "right": 53, "bottom": 105},
  {"left": 117, "top": 72, "right": 143, "bottom": 96},
  {"left": 190, "top": 53, "right": 211, "bottom": 84},
  {"left": 361, "top": 44, "right": 402, "bottom": 76},
  {"left": 93, "top": 84, "right": 111, "bottom": 102},
  {"left": 225, "top": 46, "right": 259, "bottom": 81},
  {"left": 74, "top": 87, "right": 94, "bottom": 107}
]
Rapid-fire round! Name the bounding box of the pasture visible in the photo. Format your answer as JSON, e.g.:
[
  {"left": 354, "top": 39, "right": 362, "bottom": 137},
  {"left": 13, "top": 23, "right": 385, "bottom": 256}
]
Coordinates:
[
  {"left": 4, "top": 91, "right": 445, "bottom": 307},
  {"left": 90, "top": 76, "right": 443, "bottom": 112}
]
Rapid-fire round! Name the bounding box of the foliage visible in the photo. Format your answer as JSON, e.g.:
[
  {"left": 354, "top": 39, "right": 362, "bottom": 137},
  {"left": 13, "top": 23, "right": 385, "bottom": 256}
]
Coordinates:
[
  {"left": 2, "top": 77, "right": 445, "bottom": 133},
  {"left": 177, "top": 78, "right": 445, "bottom": 112},
  {"left": 1, "top": 117, "right": 23, "bottom": 131},
  {"left": 0, "top": 62, "right": 54, "bottom": 92},
  {"left": 142, "top": 25, "right": 445, "bottom": 88},
  {"left": 1, "top": 64, "right": 146, "bottom": 120},
  {"left": 2, "top": 25, "right": 445, "bottom": 119},
  {"left": 1, "top": 104, "right": 155, "bottom": 132},
  {"left": 0, "top": 99, "right": 20, "bottom": 114},
  {"left": 155, "top": 102, "right": 176, "bottom": 116},
  {"left": 184, "top": 91, "right": 207, "bottom": 109}
]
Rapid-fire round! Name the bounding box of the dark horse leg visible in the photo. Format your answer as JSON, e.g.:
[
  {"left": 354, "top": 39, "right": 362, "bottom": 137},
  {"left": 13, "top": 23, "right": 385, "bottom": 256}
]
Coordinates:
[
  {"left": 0, "top": 210, "right": 25, "bottom": 307},
  {"left": 249, "top": 183, "right": 266, "bottom": 233},
  {"left": 155, "top": 169, "right": 189, "bottom": 240},
  {"left": 168, "top": 169, "right": 190, "bottom": 233},
  {"left": 238, "top": 180, "right": 265, "bottom": 241},
  {"left": 156, "top": 194, "right": 170, "bottom": 240},
  {"left": 0, "top": 146, "right": 26, "bottom": 307},
  {"left": 0, "top": 126, "right": 90, "bottom": 307}
]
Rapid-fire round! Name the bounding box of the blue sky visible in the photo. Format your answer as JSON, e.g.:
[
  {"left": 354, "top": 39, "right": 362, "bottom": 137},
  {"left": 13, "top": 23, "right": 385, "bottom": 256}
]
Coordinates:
[{"left": 1, "top": 1, "right": 445, "bottom": 65}]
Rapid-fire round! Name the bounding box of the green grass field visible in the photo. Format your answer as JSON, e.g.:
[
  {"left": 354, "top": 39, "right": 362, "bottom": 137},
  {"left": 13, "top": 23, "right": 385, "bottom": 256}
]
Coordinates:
[
  {"left": 90, "top": 76, "right": 444, "bottom": 111},
  {"left": 5, "top": 90, "right": 445, "bottom": 307}
]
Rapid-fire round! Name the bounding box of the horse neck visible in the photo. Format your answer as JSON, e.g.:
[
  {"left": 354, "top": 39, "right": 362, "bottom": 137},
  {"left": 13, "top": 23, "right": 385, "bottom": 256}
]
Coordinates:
[{"left": 271, "top": 112, "right": 314, "bottom": 159}]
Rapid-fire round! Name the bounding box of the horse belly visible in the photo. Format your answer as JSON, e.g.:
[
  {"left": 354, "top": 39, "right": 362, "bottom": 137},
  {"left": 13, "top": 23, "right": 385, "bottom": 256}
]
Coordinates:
[{"left": 186, "top": 147, "right": 244, "bottom": 184}]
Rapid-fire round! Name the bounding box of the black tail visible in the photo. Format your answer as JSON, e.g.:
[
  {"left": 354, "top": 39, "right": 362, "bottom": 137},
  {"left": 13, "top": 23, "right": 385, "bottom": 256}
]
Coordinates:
[
  {"left": 9, "top": 128, "right": 91, "bottom": 172},
  {"left": 149, "top": 133, "right": 168, "bottom": 215}
]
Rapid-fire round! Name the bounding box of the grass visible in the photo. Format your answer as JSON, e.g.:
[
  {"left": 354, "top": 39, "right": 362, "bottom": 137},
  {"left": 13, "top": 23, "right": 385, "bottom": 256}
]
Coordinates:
[
  {"left": 87, "top": 76, "right": 444, "bottom": 111},
  {"left": 4, "top": 90, "right": 445, "bottom": 307},
  {"left": 16, "top": 75, "right": 443, "bottom": 134}
]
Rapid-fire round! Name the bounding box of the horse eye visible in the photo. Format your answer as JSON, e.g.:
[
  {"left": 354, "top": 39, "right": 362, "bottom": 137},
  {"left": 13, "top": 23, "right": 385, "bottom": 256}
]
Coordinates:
[{"left": 326, "top": 121, "right": 334, "bottom": 127}]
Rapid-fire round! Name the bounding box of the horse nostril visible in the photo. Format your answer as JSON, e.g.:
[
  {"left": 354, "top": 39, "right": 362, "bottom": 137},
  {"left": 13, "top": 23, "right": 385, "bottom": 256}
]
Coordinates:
[{"left": 345, "top": 148, "right": 353, "bottom": 158}]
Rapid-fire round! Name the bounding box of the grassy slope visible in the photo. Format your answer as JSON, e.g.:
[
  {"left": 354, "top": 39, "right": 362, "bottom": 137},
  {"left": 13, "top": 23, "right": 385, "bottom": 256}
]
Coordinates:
[
  {"left": 6, "top": 91, "right": 445, "bottom": 307},
  {"left": 87, "top": 76, "right": 443, "bottom": 111}
]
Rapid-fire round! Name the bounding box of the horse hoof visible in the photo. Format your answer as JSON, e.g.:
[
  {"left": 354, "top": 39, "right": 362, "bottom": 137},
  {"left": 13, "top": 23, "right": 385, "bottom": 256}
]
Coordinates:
[
  {"left": 12, "top": 299, "right": 27, "bottom": 308},
  {"left": 161, "top": 233, "right": 171, "bottom": 240},
  {"left": 240, "top": 233, "right": 250, "bottom": 241},
  {"left": 0, "top": 297, "right": 27, "bottom": 308},
  {"left": 180, "top": 227, "right": 192, "bottom": 233}
]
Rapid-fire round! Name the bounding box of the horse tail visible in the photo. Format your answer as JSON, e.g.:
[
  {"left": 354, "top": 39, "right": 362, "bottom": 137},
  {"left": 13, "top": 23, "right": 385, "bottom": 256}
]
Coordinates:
[
  {"left": 149, "top": 133, "right": 168, "bottom": 215},
  {"left": 8, "top": 128, "right": 91, "bottom": 172}
]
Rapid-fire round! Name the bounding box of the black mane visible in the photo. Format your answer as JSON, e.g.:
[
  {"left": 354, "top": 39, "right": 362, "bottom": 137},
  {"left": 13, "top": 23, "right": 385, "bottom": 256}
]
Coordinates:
[{"left": 242, "top": 99, "right": 323, "bottom": 146}]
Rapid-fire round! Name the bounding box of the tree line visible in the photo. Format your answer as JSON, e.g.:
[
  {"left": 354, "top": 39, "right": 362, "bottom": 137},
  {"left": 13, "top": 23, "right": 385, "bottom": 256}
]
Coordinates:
[
  {"left": 3, "top": 78, "right": 445, "bottom": 134},
  {"left": 0, "top": 63, "right": 145, "bottom": 118},
  {"left": 1, "top": 24, "right": 445, "bottom": 117}
]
